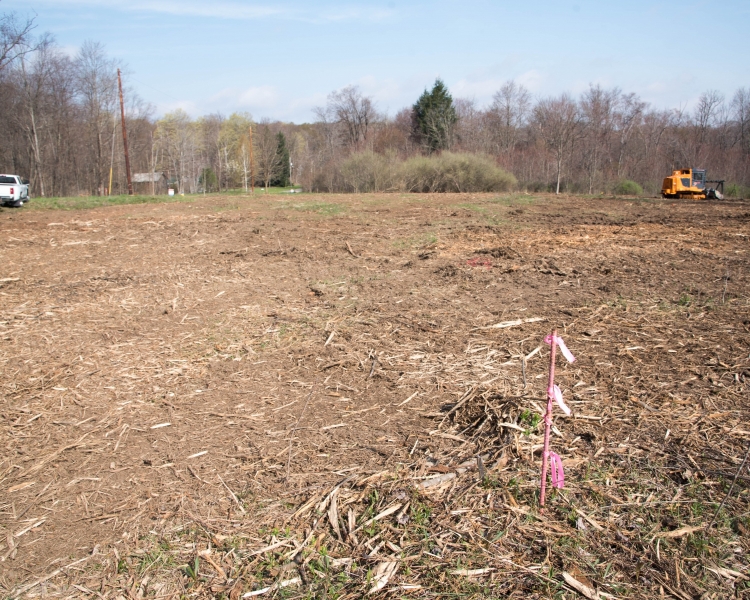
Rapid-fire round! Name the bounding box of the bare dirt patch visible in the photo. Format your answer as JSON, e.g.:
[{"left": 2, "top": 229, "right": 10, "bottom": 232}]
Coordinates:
[{"left": 1, "top": 192, "right": 749, "bottom": 598}]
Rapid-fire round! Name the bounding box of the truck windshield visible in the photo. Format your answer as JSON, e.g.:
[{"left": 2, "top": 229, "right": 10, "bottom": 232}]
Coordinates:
[{"left": 0, "top": 176, "right": 17, "bottom": 184}]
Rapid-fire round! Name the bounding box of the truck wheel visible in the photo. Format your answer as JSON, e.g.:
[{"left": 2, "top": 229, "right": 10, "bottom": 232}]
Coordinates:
[{"left": 13, "top": 199, "right": 23, "bottom": 208}]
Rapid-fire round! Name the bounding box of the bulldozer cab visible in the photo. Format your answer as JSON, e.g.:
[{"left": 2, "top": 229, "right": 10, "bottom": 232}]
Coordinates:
[{"left": 692, "top": 169, "right": 706, "bottom": 190}]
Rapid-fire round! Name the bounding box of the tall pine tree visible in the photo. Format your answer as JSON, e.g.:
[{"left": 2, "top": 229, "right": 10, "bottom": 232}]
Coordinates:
[
  {"left": 412, "top": 79, "right": 457, "bottom": 154},
  {"left": 272, "top": 132, "right": 291, "bottom": 187}
]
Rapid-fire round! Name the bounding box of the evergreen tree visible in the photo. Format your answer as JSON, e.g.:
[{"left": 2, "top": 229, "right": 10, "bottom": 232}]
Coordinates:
[
  {"left": 272, "top": 132, "right": 291, "bottom": 187},
  {"left": 199, "top": 167, "right": 218, "bottom": 192},
  {"left": 412, "top": 79, "right": 458, "bottom": 153}
]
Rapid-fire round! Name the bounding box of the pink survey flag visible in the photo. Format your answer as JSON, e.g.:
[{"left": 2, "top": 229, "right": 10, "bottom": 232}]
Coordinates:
[
  {"left": 549, "top": 384, "right": 571, "bottom": 416},
  {"left": 548, "top": 452, "right": 565, "bottom": 489},
  {"left": 540, "top": 330, "right": 577, "bottom": 507},
  {"left": 544, "top": 333, "right": 576, "bottom": 364}
]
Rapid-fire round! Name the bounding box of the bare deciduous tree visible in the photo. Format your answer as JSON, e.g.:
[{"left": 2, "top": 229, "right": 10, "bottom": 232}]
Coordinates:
[
  {"left": 370, "top": 109, "right": 417, "bottom": 158},
  {"left": 732, "top": 88, "right": 750, "bottom": 158},
  {"left": 489, "top": 80, "right": 531, "bottom": 154},
  {"left": 154, "top": 109, "right": 200, "bottom": 192},
  {"left": 74, "top": 40, "right": 119, "bottom": 194},
  {"left": 16, "top": 36, "right": 56, "bottom": 196},
  {"left": 320, "top": 85, "right": 377, "bottom": 151},
  {"left": 533, "top": 94, "right": 581, "bottom": 194},
  {"left": 695, "top": 90, "right": 725, "bottom": 141},
  {"left": 196, "top": 113, "right": 223, "bottom": 190},
  {"left": 579, "top": 85, "right": 618, "bottom": 193},
  {"left": 454, "top": 98, "right": 495, "bottom": 154},
  {"left": 255, "top": 120, "right": 281, "bottom": 191},
  {"left": 637, "top": 108, "right": 673, "bottom": 185},
  {"left": 613, "top": 93, "right": 646, "bottom": 178},
  {"left": 0, "top": 9, "right": 36, "bottom": 72}
]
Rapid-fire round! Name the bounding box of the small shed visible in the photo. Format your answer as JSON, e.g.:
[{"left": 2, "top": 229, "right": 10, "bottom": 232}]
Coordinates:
[{"left": 133, "top": 172, "right": 169, "bottom": 195}]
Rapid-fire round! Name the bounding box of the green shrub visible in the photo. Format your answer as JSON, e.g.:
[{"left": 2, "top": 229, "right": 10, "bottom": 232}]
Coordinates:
[
  {"left": 399, "top": 155, "right": 437, "bottom": 192},
  {"left": 724, "top": 183, "right": 750, "bottom": 198},
  {"left": 612, "top": 179, "right": 643, "bottom": 196},
  {"left": 338, "top": 151, "right": 516, "bottom": 194},
  {"left": 400, "top": 152, "right": 516, "bottom": 193},
  {"left": 340, "top": 150, "right": 399, "bottom": 193}
]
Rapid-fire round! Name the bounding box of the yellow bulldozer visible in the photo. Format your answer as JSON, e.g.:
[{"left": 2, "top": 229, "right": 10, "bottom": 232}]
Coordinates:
[{"left": 661, "top": 168, "right": 724, "bottom": 199}]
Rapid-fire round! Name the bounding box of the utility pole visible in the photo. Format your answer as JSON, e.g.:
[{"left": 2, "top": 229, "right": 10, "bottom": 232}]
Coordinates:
[
  {"left": 118, "top": 68, "right": 133, "bottom": 196},
  {"left": 248, "top": 126, "right": 254, "bottom": 193},
  {"left": 108, "top": 114, "right": 116, "bottom": 195}
]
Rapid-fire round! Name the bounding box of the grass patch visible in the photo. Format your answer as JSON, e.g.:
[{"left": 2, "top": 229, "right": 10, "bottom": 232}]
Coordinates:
[
  {"left": 457, "top": 201, "right": 508, "bottom": 226},
  {"left": 392, "top": 232, "right": 438, "bottom": 250},
  {"left": 489, "top": 193, "right": 539, "bottom": 206},
  {"left": 456, "top": 202, "right": 486, "bottom": 213},
  {"left": 22, "top": 187, "right": 303, "bottom": 211},
  {"left": 24, "top": 194, "right": 190, "bottom": 211},
  {"left": 222, "top": 186, "right": 303, "bottom": 195},
  {"left": 279, "top": 201, "right": 345, "bottom": 216}
]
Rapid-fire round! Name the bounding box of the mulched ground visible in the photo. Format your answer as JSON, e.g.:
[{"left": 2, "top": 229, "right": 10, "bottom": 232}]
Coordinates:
[{"left": 1, "top": 192, "right": 749, "bottom": 599}]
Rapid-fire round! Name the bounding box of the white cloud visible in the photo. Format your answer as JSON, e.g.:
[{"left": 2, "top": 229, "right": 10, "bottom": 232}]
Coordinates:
[
  {"left": 156, "top": 99, "right": 201, "bottom": 117},
  {"left": 18, "top": 0, "right": 395, "bottom": 22},
  {"left": 237, "top": 85, "right": 279, "bottom": 108},
  {"left": 645, "top": 81, "right": 668, "bottom": 94},
  {"left": 356, "top": 76, "right": 408, "bottom": 105},
  {"left": 313, "top": 6, "right": 396, "bottom": 23},
  {"left": 18, "top": 0, "right": 283, "bottom": 19},
  {"left": 449, "top": 70, "right": 548, "bottom": 105},
  {"left": 121, "top": 0, "right": 282, "bottom": 19},
  {"left": 452, "top": 78, "right": 504, "bottom": 100},
  {"left": 209, "top": 85, "right": 279, "bottom": 108},
  {"left": 57, "top": 44, "right": 80, "bottom": 58},
  {"left": 288, "top": 91, "right": 328, "bottom": 112},
  {"left": 290, "top": 76, "right": 425, "bottom": 119},
  {"left": 516, "top": 70, "right": 544, "bottom": 93},
  {"left": 569, "top": 79, "right": 599, "bottom": 96},
  {"left": 202, "top": 85, "right": 280, "bottom": 116}
]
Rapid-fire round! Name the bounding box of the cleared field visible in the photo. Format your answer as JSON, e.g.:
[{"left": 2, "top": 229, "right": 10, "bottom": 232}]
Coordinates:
[{"left": 1, "top": 192, "right": 749, "bottom": 599}]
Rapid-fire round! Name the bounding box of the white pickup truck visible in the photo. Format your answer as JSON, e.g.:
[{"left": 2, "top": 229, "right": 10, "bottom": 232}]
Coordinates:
[{"left": 0, "top": 174, "right": 30, "bottom": 207}]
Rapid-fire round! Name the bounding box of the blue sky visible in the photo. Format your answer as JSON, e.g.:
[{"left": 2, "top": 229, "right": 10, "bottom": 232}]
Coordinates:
[{"left": 7, "top": 0, "right": 750, "bottom": 122}]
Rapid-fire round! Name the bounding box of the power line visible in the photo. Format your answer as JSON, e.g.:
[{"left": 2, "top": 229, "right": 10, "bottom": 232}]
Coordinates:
[{"left": 129, "top": 76, "right": 183, "bottom": 103}]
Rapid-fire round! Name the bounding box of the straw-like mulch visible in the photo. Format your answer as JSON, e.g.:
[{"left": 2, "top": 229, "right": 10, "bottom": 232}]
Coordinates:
[{"left": 1, "top": 193, "right": 748, "bottom": 598}]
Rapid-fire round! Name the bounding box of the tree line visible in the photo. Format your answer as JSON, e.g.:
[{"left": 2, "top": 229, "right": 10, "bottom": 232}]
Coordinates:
[{"left": 1, "top": 14, "right": 749, "bottom": 197}]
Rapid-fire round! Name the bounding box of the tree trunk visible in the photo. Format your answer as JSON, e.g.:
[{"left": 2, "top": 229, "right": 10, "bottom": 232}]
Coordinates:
[{"left": 29, "top": 106, "right": 45, "bottom": 196}]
